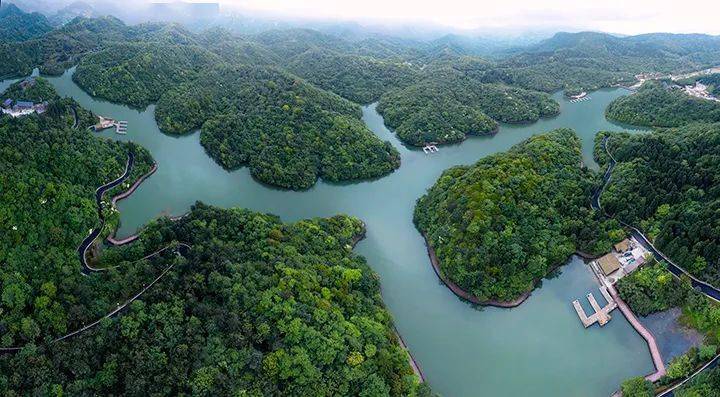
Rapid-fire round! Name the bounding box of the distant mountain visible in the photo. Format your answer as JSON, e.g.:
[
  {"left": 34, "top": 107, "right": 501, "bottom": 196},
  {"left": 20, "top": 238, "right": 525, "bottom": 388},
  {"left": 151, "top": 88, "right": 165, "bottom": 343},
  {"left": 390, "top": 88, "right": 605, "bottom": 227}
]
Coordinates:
[
  {"left": 250, "top": 28, "right": 355, "bottom": 58},
  {"left": 426, "top": 34, "right": 535, "bottom": 57},
  {"left": 0, "top": 3, "right": 53, "bottom": 41},
  {"left": 519, "top": 31, "right": 720, "bottom": 72},
  {"left": 48, "top": 1, "right": 96, "bottom": 26}
]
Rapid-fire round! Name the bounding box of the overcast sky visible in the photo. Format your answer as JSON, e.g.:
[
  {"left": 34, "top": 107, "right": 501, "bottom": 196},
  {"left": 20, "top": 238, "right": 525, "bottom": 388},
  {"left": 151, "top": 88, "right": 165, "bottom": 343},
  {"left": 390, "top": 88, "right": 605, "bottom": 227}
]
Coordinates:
[{"left": 225, "top": 0, "right": 720, "bottom": 35}]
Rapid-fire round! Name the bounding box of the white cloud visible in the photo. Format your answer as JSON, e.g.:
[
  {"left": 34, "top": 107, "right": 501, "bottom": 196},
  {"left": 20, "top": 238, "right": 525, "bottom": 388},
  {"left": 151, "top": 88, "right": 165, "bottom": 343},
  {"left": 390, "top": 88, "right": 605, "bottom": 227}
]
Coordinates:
[{"left": 224, "top": 0, "right": 720, "bottom": 34}]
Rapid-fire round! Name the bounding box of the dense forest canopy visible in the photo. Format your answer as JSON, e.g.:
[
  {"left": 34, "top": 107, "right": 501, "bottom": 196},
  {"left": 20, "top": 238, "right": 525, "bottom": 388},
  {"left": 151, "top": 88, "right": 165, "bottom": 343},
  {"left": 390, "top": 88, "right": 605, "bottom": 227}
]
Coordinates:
[
  {"left": 0, "top": 3, "right": 52, "bottom": 43},
  {"left": 0, "top": 80, "right": 428, "bottom": 395},
  {"left": 0, "top": 203, "right": 430, "bottom": 396},
  {"left": 1, "top": 77, "right": 56, "bottom": 103},
  {"left": 73, "top": 42, "right": 222, "bottom": 108},
  {"left": 377, "top": 69, "right": 559, "bottom": 146},
  {"left": 154, "top": 64, "right": 400, "bottom": 189},
  {"left": 415, "top": 129, "right": 620, "bottom": 302},
  {"left": 0, "top": 80, "right": 155, "bottom": 351},
  {"left": 515, "top": 32, "right": 720, "bottom": 75},
  {"left": 606, "top": 81, "right": 720, "bottom": 127},
  {"left": 674, "top": 366, "right": 720, "bottom": 396},
  {"left": 287, "top": 49, "right": 419, "bottom": 104},
  {"left": 0, "top": 15, "right": 193, "bottom": 77},
  {"left": 5, "top": 7, "right": 720, "bottom": 153},
  {"left": 596, "top": 123, "right": 720, "bottom": 286}
]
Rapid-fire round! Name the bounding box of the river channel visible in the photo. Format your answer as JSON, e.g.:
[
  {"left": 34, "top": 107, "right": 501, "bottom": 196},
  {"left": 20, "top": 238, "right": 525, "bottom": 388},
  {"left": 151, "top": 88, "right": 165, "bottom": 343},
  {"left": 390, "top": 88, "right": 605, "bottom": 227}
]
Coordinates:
[{"left": 30, "top": 68, "right": 654, "bottom": 396}]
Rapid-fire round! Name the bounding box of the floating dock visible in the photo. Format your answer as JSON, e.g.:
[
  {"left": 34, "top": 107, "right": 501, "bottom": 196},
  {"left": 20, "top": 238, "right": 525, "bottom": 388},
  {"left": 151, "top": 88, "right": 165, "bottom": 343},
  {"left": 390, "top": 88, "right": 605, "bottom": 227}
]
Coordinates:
[
  {"left": 93, "top": 116, "right": 128, "bottom": 134},
  {"left": 116, "top": 120, "right": 128, "bottom": 134},
  {"left": 569, "top": 96, "right": 591, "bottom": 103},
  {"left": 572, "top": 286, "right": 617, "bottom": 327},
  {"left": 423, "top": 144, "right": 439, "bottom": 154}
]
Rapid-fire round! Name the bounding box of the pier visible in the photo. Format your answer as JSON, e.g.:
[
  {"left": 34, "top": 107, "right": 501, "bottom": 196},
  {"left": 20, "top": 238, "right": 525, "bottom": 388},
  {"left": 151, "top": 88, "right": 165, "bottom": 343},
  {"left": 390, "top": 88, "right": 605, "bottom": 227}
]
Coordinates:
[
  {"left": 116, "top": 120, "right": 128, "bottom": 134},
  {"left": 572, "top": 287, "right": 617, "bottom": 327},
  {"left": 569, "top": 96, "right": 591, "bottom": 103},
  {"left": 93, "top": 115, "right": 128, "bottom": 134},
  {"left": 423, "top": 144, "right": 439, "bottom": 154}
]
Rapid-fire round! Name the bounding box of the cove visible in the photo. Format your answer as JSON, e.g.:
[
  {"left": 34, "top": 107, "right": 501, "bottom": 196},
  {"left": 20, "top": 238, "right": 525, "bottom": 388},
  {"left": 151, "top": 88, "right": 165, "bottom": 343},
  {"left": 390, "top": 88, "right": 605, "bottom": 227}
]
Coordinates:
[{"left": 41, "top": 68, "right": 653, "bottom": 396}]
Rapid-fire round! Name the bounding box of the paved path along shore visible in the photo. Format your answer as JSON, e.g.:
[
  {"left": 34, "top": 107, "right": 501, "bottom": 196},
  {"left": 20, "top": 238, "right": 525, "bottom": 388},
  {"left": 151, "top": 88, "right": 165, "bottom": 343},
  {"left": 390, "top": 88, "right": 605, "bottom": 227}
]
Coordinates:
[
  {"left": 1, "top": 151, "right": 179, "bottom": 354},
  {"left": 78, "top": 153, "right": 161, "bottom": 270},
  {"left": 107, "top": 163, "right": 158, "bottom": 245},
  {"left": 77, "top": 152, "right": 136, "bottom": 273}
]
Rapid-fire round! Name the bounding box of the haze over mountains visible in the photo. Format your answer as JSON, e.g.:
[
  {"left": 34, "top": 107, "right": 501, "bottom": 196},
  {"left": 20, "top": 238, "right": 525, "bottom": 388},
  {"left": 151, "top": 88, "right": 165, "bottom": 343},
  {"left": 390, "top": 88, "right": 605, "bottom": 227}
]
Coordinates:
[{"left": 6, "top": 0, "right": 719, "bottom": 56}]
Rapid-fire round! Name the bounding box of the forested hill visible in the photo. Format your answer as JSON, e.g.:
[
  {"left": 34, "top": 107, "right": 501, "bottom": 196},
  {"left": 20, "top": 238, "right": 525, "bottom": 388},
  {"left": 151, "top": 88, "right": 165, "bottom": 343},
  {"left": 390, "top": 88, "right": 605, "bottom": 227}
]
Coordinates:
[
  {"left": 0, "top": 15, "right": 163, "bottom": 77},
  {"left": 155, "top": 64, "right": 401, "bottom": 189},
  {"left": 73, "top": 42, "right": 222, "bottom": 108},
  {"left": 0, "top": 80, "right": 154, "bottom": 351},
  {"left": 486, "top": 31, "right": 720, "bottom": 94},
  {"left": 0, "top": 3, "right": 52, "bottom": 43},
  {"left": 596, "top": 123, "right": 720, "bottom": 287},
  {"left": 0, "top": 80, "right": 428, "bottom": 395},
  {"left": 606, "top": 81, "right": 720, "bottom": 127},
  {"left": 517, "top": 31, "right": 720, "bottom": 74},
  {"left": 0, "top": 203, "right": 430, "bottom": 396},
  {"left": 377, "top": 69, "right": 559, "bottom": 146},
  {"left": 286, "top": 49, "right": 419, "bottom": 104},
  {"left": 415, "top": 129, "right": 620, "bottom": 302},
  {"left": 5, "top": 13, "right": 720, "bottom": 167}
]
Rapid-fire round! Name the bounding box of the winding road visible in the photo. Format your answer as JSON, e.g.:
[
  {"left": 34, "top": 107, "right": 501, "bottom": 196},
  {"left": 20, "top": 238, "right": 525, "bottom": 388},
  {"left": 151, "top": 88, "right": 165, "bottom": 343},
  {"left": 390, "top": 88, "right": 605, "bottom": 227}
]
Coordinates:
[
  {"left": 71, "top": 105, "right": 78, "bottom": 129},
  {"left": 77, "top": 151, "right": 136, "bottom": 274},
  {"left": 592, "top": 136, "right": 720, "bottom": 301},
  {"left": 657, "top": 353, "right": 720, "bottom": 397},
  {"left": 1, "top": 153, "right": 186, "bottom": 354},
  {"left": 594, "top": 135, "right": 720, "bottom": 394}
]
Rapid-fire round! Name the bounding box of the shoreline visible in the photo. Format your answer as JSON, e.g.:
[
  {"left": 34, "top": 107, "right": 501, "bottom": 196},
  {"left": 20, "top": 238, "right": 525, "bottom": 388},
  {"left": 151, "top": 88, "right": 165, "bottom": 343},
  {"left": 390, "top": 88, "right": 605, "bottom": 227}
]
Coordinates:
[
  {"left": 106, "top": 163, "right": 158, "bottom": 246},
  {"left": 352, "top": 223, "right": 426, "bottom": 383},
  {"left": 422, "top": 233, "right": 600, "bottom": 308},
  {"left": 78, "top": 152, "right": 136, "bottom": 273},
  {"left": 394, "top": 326, "right": 427, "bottom": 383},
  {"left": 422, "top": 233, "right": 531, "bottom": 308}
]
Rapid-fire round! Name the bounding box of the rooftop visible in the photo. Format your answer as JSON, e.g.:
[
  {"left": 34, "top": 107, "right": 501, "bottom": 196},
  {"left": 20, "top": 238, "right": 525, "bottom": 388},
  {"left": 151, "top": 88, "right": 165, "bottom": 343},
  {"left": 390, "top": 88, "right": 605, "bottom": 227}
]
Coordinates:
[
  {"left": 598, "top": 253, "right": 621, "bottom": 276},
  {"left": 614, "top": 239, "right": 631, "bottom": 253}
]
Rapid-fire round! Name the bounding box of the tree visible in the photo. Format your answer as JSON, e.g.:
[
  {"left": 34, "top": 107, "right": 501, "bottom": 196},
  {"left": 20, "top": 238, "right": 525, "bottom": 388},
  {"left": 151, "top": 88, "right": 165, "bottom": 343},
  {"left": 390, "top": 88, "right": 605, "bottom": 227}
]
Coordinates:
[{"left": 620, "top": 377, "right": 654, "bottom": 397}]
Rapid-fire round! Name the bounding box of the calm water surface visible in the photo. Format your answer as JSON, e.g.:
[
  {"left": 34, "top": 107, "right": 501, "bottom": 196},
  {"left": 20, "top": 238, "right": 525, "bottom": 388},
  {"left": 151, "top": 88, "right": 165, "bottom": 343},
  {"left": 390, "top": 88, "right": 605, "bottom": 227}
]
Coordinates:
[{"left": 37, "top": 69, "right": 653, "bottom": 396}]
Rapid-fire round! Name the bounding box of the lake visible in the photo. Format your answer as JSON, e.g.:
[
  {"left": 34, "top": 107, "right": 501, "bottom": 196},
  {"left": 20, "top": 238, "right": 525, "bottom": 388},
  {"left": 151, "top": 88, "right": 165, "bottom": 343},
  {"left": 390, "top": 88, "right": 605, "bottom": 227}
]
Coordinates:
[{"left": 38, "top": 68, "right": 653, "bottom": 396}]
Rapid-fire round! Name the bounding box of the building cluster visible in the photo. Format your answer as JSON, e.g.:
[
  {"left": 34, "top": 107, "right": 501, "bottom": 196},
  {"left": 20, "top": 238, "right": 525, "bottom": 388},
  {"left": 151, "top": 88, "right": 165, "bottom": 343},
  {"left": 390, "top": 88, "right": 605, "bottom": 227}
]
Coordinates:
[
  {"left": 1, "top": 98, "right": 47, "bottom": 118},
  {"left": 683, "top": 81, "right": 720, "bottom": 102},
  {"left": 572, "top": 238, "right": 651, "bottom": 328},
  {"left": 593, "top": 238, "right": 649, "bottom": 286},
  {"left": 1, "top": 77, "right": 49, "bottom": 118},
  {"left": 92, "top": 115, "right": 128, "bottom": 134}
]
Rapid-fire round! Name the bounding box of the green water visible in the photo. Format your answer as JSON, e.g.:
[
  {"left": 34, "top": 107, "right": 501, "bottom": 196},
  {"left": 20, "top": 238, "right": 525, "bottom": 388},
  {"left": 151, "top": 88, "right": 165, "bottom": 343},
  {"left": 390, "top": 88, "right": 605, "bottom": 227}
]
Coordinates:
[{"left": 42, "top": 68, "right": 652, "bottom": 396}]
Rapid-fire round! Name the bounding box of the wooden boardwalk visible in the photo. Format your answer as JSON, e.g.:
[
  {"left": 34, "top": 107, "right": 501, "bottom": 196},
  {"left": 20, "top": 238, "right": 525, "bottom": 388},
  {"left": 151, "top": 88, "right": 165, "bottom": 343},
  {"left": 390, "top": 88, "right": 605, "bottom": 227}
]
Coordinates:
[{"left": 607, "top": 284, "right": 666, "bottom": 382}]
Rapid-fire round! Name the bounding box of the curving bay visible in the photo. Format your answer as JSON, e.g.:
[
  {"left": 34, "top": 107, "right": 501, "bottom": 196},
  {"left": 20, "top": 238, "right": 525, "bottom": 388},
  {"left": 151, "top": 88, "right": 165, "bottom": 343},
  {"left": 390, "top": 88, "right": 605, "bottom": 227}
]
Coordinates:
[{"left": 40, "top": 68, "right": 653, "bottom": 396}]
